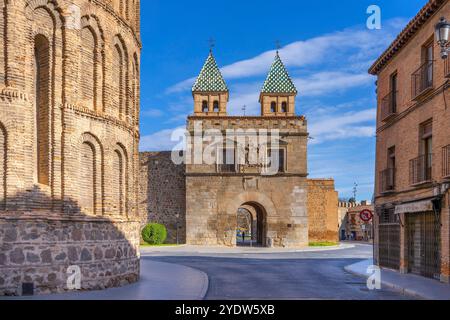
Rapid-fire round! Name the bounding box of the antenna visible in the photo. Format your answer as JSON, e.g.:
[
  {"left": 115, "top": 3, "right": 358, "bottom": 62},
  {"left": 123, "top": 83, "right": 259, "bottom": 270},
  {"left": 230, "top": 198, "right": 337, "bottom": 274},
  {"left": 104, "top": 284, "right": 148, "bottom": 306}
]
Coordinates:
[
  {"left": 242, "top": 105, "right": 247, "bottom": 116},
  {"left": 353, "top": 182, "right": 358, "bottom": 203}
]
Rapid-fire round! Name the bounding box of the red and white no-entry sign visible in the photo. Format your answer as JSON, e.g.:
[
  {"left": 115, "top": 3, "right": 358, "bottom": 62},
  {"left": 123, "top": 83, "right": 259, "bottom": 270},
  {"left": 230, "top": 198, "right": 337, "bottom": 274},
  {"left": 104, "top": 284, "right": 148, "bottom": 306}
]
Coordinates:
[{"left": 359, "top": 209, "right": 373, "bottom": 222}]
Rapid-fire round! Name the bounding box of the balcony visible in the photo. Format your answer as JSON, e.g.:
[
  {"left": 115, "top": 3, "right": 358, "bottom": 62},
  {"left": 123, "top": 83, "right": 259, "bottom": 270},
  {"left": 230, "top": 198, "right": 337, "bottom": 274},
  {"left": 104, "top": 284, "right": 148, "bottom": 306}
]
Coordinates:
[
  {"left": 411, "top": 61, "right": 434, "bottom": 100},
  {"left": 380, "top": 91, "right": 398, "bottom": 121},
  {"left": 409, "top": 154, "right": 433, "bottom": 185},
  {"left": 380, "top": 168, "right": 396, "bottom": 193},
  {"left": 443, "top": 145, "right": 450, "bottom": 178}
]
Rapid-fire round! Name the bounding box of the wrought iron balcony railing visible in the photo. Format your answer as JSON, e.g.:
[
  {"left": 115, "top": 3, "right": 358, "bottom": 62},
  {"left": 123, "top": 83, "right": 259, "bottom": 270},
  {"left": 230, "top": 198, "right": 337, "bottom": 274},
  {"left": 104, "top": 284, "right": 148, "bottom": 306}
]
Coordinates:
[
  {"left": 380, "top": 90, "right": 398, "bottom": 121},
  {"left": 411, "top": 61, "right": 434, "bottom": 100},
  {"left": 443, "top": 145, "right": 450, "bottom": 178},
  {"left": 380, "top": 168, "right": 396, "bottom": 193},
  {"left": 409, "top": 154, "right": 433, "bottom": 185}
]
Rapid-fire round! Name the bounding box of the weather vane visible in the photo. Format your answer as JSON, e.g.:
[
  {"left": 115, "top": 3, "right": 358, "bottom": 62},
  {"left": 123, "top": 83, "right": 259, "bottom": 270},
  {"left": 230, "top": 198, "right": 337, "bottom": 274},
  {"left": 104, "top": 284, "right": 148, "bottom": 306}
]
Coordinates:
[{"left": 208, "top": 37, "right": 215, "bottom": 52}]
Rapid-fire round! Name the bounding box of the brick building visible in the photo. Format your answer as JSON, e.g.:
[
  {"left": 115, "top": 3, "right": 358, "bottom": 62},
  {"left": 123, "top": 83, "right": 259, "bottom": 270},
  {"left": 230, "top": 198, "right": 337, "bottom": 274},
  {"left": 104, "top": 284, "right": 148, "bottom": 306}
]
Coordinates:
[
  {"left": 371, "top": 0, "right": 450, "bottom": 282},
  {"left": 140, "top": 52, "right": 339, "bottom": 247},
  {"left": 0, "top": 0, "right": 142, "bottom": 295}
]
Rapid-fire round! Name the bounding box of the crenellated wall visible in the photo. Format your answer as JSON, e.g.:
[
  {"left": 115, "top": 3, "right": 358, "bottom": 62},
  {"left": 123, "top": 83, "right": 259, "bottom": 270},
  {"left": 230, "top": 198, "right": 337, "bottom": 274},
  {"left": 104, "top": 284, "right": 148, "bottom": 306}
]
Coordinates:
[{"left": 0, "top": 0, "right": 141, "bottom": 295}]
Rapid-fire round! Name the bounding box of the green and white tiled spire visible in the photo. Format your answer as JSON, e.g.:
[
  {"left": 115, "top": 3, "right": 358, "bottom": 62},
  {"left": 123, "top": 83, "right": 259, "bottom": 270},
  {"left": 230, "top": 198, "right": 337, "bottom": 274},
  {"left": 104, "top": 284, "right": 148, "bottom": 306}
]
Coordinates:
[
  {"left": 261, "top": 52, "right": 297, "bottom": 94},
  {"left": 192, "top": 52, "right": 228, "bottom": 92}
]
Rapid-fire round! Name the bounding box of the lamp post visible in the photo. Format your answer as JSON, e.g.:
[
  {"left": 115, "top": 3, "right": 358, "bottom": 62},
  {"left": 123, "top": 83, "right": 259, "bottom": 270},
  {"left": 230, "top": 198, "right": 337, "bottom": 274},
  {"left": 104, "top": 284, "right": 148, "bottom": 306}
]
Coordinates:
[{"left": 435, "top": 17, "right": 450, "bottom": 59}]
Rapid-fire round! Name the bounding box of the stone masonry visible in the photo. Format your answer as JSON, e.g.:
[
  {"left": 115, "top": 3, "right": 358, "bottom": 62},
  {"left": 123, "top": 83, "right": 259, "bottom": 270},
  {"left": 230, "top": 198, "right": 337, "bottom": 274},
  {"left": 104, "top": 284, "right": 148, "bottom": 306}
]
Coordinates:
[
  {"left": 139, "top": 152, "right": 186, "bottom": 244},
  {"left": 0, "top": 0, "right": 142, "bottom": 295}
]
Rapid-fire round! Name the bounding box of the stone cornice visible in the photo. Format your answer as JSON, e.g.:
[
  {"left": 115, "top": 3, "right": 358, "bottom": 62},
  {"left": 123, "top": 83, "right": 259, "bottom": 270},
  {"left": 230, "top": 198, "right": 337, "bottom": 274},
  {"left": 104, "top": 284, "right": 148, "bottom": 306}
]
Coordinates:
[
  {"left": 0, "top": 86, "right": 29, "bottom": 102},
  {"left": 0, "top": 211, "right": 140, "bottom": 224},
  {"left": 185, "top": 172, "right": 308, "bottom": 178},
  {"left": 62, "top": 103, "right": 139, "bottom": 135}
]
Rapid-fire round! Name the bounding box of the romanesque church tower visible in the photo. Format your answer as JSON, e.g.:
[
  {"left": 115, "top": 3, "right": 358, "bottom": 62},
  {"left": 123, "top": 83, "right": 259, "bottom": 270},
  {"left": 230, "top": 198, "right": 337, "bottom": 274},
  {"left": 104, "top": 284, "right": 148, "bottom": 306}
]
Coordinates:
[
  {"left": 0, "top": 0, "right": 141, "bottom": 295},
  {"left": 185, "top": 50, "right": 309, "bottom": 247}
]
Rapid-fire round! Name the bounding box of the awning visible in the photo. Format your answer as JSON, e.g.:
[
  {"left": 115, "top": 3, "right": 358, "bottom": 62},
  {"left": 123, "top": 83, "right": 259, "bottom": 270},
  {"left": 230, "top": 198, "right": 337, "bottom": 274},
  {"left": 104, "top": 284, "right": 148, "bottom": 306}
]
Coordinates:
[{"left": 394, "top": 200, "right": 433, "bottom": 215}]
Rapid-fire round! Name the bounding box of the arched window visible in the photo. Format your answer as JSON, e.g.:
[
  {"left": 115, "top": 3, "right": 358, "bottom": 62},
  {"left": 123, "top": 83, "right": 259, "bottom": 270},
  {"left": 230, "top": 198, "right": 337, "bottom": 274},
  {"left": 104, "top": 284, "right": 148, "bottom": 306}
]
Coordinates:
[
  {"left": 281, "top": 102, "right": 287, "bottom": 113},
  {"left": 132, "top": 53, "right": 139, "bottom": 126},
  {"left": 0, "top": 122, "right": 6, "bottom": 209},
  {"left": 270, "top": 101, "right": 277, "bottom": 113},
  {"left": 213, "top": 101, "right": 219, "bottom": 112},
  {"left": 202, "top": 100, "right": 208, "bottom": 113},
  {"left": 34, "top": 34, "right": 50, "bottom": 186},
  {"left": 81, "top": 27, "right": 97, "bottom": 110},
  {"left": 80, "top": 142, "right": 96, "bottom": 214},
  {"left": 113, "top": 145, "right": 128, "bottom": 215},
  {"left": 113, "top": 37, "right": 127, "bottom": 120},
  {"left": 79, "top": 133, "right": 103, "bottom": 215}
]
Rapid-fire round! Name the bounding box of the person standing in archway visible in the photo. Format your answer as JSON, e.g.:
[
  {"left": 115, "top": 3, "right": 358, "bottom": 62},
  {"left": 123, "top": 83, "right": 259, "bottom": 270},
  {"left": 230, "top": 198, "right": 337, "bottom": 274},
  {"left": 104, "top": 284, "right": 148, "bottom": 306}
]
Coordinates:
[{"left": 242, "top": 231, "right": 245, "bottom": 244}]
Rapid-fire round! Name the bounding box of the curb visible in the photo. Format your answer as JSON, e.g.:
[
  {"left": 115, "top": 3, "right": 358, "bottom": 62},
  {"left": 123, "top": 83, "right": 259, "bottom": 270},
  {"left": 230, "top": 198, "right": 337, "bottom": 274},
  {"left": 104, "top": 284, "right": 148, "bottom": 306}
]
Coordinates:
[
  {"left": 141, "top": 243, "right": 357, "bottom": 255},
  {"left": 343, "top": 261, "right": 425, "bottom": 300}
]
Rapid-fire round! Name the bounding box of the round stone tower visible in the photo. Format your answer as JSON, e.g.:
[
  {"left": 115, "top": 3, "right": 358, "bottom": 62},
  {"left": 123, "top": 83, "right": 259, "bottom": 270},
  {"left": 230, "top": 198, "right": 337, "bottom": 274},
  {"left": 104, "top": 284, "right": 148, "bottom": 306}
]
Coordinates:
[{"left": 0, "top": 0, "right": 141, "bottom": 295}]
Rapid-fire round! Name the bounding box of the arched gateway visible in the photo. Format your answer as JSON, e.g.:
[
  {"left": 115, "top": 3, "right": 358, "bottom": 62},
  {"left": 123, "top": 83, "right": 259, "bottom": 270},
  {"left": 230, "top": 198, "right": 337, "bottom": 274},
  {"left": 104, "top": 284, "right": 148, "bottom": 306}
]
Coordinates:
[{"left": 237, "top": 202, "right": 267, "bottom": 247}]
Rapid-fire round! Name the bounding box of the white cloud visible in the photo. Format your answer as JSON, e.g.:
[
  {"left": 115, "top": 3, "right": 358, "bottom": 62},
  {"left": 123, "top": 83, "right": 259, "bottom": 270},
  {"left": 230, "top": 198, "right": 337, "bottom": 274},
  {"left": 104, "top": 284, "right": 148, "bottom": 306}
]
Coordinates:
[
  {"left": 142, "top": 108, "right": 164, "bottom": 117},
  {"left": 308, "top": 108, "right": 376, "bottom": 144},
  {"left": 140, "top": 126, "right": 185, "bottom": 151},
  {"left": 294, "top": 72, "right": 373, "bottom": 97},
  {"left": 166, "top": 18, "right": 405, "bottom": 94}
]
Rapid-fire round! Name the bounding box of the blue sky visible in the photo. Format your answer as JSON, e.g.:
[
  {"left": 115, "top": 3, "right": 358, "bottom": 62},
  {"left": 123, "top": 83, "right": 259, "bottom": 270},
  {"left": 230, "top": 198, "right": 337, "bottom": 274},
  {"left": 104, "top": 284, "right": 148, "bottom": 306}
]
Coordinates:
[{"left": 138, "top": 0, "right": 428, "bottom": 201}]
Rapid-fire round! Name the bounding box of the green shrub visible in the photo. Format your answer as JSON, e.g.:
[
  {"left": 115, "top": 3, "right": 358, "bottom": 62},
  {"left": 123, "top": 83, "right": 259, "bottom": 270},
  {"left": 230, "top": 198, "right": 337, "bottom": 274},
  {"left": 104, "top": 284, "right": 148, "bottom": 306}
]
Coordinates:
[{"left": 141, "top": 223, "right": 167, "bottom": 245}]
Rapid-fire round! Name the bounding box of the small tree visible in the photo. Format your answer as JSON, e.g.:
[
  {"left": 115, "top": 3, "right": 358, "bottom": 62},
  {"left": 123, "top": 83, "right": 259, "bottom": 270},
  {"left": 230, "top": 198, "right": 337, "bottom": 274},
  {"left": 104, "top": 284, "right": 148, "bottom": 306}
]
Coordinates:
[{"left": 141, "top": 223, "right": 167, "bottom": 245}]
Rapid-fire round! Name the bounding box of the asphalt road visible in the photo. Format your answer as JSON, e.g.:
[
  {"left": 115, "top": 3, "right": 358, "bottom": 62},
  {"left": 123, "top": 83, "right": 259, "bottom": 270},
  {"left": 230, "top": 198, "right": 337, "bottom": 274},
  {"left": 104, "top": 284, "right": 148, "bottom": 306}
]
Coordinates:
[{"left": 143, "top": 244, "right": 413, "bottom": 300}]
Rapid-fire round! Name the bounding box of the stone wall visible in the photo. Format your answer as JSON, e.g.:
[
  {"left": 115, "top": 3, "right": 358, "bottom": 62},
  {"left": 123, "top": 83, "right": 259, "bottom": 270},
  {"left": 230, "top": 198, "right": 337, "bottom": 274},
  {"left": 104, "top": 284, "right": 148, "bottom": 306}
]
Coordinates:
[
  {"left": 0, "top": 213, "right": 140, "bottom": 295},
  {"left": 0, "top": 0, "right": 142, "bottom": 295},
  {"left": 307, "top": 179, "right": 339, "bottom": 243},
  {"left": 139, "top": 152, "right": 186, "bottom": 244}
]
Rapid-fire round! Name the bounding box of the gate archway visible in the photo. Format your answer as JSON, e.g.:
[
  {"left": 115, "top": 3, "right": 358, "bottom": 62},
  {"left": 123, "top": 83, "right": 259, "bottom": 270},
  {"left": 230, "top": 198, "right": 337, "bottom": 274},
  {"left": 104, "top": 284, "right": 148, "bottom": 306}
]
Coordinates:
[{"left": 236, "top": 202, "right": 267, "bottom": 247}]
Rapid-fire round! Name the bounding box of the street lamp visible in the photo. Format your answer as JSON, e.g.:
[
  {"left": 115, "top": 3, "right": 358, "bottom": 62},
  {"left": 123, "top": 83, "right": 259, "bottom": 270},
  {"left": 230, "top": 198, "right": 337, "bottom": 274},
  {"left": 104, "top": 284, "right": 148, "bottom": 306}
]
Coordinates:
[{"left": 435, "top": 17, "right": 450, "bottom": 59}]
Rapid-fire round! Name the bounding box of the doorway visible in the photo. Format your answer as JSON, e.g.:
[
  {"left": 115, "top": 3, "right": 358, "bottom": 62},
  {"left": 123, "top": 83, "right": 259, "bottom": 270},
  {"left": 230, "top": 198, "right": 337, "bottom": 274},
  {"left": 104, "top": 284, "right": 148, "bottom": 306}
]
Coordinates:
[
  {"left": 236, "top": 202, "right": 267, "bottom": 247},
  {"left": 406, "top": 212, "right": 440, "bottom": 279}
]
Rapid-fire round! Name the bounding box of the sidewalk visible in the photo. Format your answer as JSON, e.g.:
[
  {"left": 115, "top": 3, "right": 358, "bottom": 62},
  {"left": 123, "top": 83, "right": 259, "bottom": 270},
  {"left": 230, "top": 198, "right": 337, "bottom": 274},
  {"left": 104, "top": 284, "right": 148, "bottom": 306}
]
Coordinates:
[
  {"left": 345, "top": 259, "right": 450, "bottom": 300},
  {"left": 0, "top": 259, "right": 208, "bottom": 300},
  {"left": 141, "top": 243, "right": 355, "bottom": 255}
]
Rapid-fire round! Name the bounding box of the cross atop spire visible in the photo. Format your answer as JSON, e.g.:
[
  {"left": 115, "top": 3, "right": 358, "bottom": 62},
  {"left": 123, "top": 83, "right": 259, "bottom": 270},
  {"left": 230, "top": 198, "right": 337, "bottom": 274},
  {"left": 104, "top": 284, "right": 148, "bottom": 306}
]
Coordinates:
[
  {"left": 208, "top": 37, "right": 215, "bottom": 53},
  {"left": 275, "top": 40, "right": 281, "bottom": 53}
]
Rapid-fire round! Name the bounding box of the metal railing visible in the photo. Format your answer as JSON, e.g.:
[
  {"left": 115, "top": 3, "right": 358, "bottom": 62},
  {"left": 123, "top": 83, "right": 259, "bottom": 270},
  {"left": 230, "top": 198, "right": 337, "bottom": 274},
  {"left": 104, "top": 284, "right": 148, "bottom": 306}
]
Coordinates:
[
  {"left": 411, "top": 61, "right": 434, "bottom": 100},
  {"left": 443, "top": 145, "right": 450, "bottom": 178},
  {"left": 380, "top": 168, "right": 396, "bottom": 193},
  {"left": 380, "top": 91, "right": 398, "bottom": 120},
  {"left": 409, "top": 154, "right": 433, "bottom": 185}
]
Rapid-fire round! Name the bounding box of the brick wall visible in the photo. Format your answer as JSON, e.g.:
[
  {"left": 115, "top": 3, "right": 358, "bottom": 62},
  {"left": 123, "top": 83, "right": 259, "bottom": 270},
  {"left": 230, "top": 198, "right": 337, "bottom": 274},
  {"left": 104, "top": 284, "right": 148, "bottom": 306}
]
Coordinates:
[
  {"left": 0, "top": 0, "right": 142, "bottom": 295},
  {"left": 307, "top": 179, "right": 339, "bottom": 243}
]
